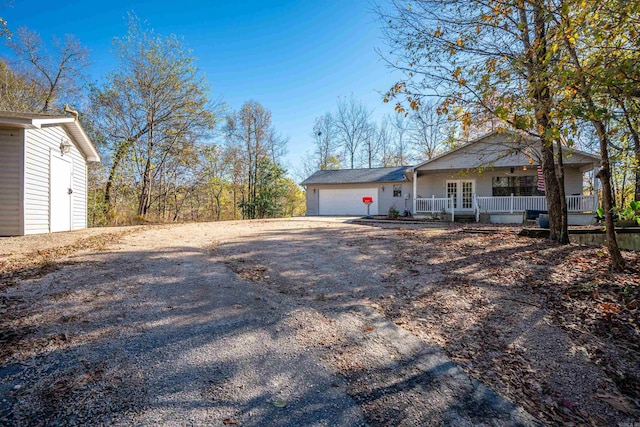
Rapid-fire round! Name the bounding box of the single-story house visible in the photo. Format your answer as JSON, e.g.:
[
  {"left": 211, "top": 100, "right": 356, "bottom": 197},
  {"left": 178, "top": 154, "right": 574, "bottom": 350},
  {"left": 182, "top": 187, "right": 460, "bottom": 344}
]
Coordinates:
[
  {"left": 301, "top": 131, "right": 601, "bottom": 224},
  {"left": 0, "top": 111, "right": 101, "bottom": 236}
]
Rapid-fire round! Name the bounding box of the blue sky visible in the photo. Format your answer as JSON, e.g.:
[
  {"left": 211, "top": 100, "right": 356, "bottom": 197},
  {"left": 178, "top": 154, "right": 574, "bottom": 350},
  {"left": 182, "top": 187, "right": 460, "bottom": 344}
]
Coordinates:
[{"left": 1, "top": 0, "right": 403, "bottom": 178}]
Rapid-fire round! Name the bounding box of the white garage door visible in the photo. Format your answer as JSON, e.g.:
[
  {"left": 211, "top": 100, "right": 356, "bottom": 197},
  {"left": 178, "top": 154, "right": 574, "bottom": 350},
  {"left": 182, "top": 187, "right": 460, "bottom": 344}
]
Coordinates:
[{"left": 318, "top": 188, "right": 378, "bottom": 216}]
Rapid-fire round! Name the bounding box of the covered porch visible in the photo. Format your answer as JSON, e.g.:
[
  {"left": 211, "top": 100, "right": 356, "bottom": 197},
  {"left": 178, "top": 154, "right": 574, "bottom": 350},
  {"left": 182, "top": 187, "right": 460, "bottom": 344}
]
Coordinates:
[{"left": 405, "top": 132, "right": 601, "bottom": 224}]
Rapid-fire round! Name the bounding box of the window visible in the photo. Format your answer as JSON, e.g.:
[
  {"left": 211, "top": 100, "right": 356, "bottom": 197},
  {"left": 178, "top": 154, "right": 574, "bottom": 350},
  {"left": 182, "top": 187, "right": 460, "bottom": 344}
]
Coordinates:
[
  {"left": 492, "top": 176, "right": 544, "bottom": 196},
  {"left": 393, "top": 184, "right": 402, "bottom": 197}
]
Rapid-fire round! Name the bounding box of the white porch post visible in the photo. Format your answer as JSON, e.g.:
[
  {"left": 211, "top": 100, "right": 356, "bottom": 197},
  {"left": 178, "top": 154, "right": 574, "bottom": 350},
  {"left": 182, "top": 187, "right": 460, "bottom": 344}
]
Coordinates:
[
  {"left": 593, "top": 169, "right": 600, "bottom": 211},
  {"left": 450, "top": 196, "right": 455, "bottom": 222},
  {"left": 474, "top": 194, "right": 479, "bottom": 222},
  {"left": 412, "top": 170, "right": 417, "bottom": 213},
  {"left": 510, "top": 193, "right": 514, "bottom": 213}
]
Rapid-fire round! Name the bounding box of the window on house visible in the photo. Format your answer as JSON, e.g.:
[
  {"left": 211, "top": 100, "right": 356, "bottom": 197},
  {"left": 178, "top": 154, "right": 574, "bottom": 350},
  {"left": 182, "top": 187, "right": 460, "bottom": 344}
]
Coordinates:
[
  {"left": 492, "top": 176, "right": 545, "bottom": 196},
  {"left": 393, "top": 184, "right": 402, "bottom": 197}
]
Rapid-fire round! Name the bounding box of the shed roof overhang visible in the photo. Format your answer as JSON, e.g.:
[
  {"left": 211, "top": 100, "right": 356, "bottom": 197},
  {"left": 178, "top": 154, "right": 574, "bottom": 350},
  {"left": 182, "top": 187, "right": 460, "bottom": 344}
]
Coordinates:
[{"left": 0, "top": 112, "right": 101, "bottom": 162}]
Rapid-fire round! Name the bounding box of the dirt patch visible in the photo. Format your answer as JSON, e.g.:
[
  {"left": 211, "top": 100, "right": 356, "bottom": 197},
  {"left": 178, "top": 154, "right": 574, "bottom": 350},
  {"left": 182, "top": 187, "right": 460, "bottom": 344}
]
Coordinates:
[{"left": 0, "top": 226, "right": 142, "bottom": 288}]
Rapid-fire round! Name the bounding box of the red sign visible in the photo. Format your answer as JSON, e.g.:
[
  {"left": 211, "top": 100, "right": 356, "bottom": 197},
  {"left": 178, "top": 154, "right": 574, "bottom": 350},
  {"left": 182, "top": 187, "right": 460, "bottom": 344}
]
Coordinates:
[{"left": 362, "top": 196, "right": 373, "bottom": 204}]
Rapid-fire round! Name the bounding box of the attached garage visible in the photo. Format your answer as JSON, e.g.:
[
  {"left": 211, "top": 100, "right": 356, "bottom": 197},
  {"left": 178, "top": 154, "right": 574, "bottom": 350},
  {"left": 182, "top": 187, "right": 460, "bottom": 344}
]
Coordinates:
[
  {"left": 0, "top": 112, "right": 100, "bottom": 236},
  {"left": 318, "top": 187, "right": 378, "bottom": 216},
  {"left": 301, "top": 167, "right": 412, "bottom": 216}
]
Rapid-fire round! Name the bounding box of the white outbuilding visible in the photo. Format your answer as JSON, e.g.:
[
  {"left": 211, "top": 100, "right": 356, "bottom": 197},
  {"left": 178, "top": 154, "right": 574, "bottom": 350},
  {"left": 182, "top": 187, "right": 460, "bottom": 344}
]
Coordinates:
[{"left": 0, "top": 112, "right": 101, "bottom": 236}]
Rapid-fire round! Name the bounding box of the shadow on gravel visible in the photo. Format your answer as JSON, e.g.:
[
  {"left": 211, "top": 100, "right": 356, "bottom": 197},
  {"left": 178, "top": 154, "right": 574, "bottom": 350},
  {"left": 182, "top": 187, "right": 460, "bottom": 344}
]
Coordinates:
[
  {"left": 1, "top": 240, "right": 364, "bottom": 426},
  {"left": 1, "top": 223, "right": 634, "bottom": 425}
]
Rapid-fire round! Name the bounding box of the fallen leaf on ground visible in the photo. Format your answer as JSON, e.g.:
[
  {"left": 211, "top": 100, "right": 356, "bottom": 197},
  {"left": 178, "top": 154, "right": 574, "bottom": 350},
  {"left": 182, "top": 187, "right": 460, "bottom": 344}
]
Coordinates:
[
  {"left": 273, "top": 400, "right": 287, "bottom": 408},
  {"left": 595, "top": 393, "right": 635, "bottom": 415}
]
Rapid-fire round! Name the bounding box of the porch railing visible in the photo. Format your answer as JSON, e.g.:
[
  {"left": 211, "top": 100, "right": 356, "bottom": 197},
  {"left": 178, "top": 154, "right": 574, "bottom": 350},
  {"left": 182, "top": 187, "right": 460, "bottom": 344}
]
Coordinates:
[
  {"left": 566, "top": 195, "right": 597, "bottom": 212},
  {"left": 476, "top": 195, "right": 547, "bottom": 213},
  {"left": 415, "top": 196, "right": 451, "bottom": 214},
  {"left": 414, "top": 194, "right": 597, "bottom": 216}
]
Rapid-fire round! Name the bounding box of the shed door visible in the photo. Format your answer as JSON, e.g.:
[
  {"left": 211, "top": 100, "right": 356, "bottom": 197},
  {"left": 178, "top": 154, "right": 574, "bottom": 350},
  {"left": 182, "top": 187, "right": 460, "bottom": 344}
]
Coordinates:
[
  {"left": 50, "top": 156, "right": 72, "bottom": 232},
  {"left": 319, "top": 188, "right": 378, "bottom": 215}
]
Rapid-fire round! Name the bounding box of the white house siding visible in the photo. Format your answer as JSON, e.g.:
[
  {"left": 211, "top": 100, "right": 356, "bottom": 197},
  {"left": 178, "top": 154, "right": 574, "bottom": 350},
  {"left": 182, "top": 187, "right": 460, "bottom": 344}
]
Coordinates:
[
  {"left": 564, "top": 168, "right": 584, "bottom": 195},
  {"left": 0, "top": 128, "right": 24, "bottom": 236},
  {"left": 419, "top": 136, "right": 598, "bottom": 171},
  {"left": 378, "top": 182, "right": 413, "bottom": 214},
  {"left": 305, "top": 187, "right": 320, "bottom": 215},
  {"left": 24, "top": 126, "right": 88, "bottom": 234},
  {"left": 71, "top": 146, "right": 88, "bottom": 229},
  {"left": 415, "top": 166, "right": 585, "bottom": 200}
]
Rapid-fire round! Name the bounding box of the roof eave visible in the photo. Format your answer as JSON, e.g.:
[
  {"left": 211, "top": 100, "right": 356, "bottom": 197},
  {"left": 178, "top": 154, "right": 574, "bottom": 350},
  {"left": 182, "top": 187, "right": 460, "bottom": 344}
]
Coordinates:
[
  {"left": 62, "top": 121, "right": 101, "bottom": 162},
  {"left": 0, "top": 115, "right": 100, "bottom": 162}
]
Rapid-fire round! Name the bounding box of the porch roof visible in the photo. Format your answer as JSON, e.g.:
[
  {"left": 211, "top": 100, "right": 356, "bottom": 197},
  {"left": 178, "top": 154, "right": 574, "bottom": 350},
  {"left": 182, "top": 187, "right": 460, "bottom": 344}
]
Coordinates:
[{"left": 408, "top": 131, "right": 600, "bottom": 175}]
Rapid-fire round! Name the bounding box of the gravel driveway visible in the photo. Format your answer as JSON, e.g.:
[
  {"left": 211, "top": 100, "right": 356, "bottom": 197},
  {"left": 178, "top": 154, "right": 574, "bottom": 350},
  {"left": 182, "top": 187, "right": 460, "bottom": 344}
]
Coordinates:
[{"left": 0, "top": 218, "right": 538, "bottom": 426}]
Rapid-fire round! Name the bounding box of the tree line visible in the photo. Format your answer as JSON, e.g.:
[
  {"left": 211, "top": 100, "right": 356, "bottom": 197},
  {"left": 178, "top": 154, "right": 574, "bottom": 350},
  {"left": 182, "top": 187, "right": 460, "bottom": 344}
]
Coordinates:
[
  {"left": 302, "top": 96, "right": 461, "bottom": 175},
  {"left": 378, "top": 0, "right": 639, "bottom": 271},
  {"left": 0, "top": 14, "right": 305, "bottom": 225}
]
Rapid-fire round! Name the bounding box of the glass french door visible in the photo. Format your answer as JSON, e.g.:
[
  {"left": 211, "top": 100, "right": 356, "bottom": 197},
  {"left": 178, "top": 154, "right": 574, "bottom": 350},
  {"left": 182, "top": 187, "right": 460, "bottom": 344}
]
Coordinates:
[{"left": 446, "top": 180, "right": 475, "bottom": 211}]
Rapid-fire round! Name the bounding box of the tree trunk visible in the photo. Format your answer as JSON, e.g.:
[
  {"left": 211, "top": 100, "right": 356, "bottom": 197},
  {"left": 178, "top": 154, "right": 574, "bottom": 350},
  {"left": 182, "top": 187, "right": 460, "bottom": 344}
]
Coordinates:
[
  {"left": 104, "top": 140, "right": 132, "bottom": 217},
  {"left": 541, "top": 142, "right": 564, "bottom": 241},
  {"left": 137, "top": 130, "right": 154, "bottom": 217},
  {"left": 555, "top": 142, "right": 569, "bottom": 244},
  {"left": 137, "top": 156, "right": 152, "bottom": 216},
  {"left": 593, "top": 120, "right": 626, "bottom": 271},
  {"left": 527, "top": 0, "right": 568, "bottom": 243}
]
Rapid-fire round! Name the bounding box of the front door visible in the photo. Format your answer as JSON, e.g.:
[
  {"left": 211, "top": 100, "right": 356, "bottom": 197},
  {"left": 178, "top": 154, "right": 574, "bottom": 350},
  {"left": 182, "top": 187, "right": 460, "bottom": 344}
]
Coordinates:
[
  {"left": 50, "top": 155, "right": 72, "bottom": 232},
  {"left": 446, "top": 180, "right": 475, "bottom": 211}
]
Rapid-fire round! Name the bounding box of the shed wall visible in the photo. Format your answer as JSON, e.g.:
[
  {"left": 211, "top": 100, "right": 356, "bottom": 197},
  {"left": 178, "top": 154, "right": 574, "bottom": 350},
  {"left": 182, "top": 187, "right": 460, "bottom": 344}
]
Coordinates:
[
  {"left": 24, "top": 126, "right": 88, "bottom": 234},
  {"left": 0, "top": 128, "right": 24, "bottom": 236}
]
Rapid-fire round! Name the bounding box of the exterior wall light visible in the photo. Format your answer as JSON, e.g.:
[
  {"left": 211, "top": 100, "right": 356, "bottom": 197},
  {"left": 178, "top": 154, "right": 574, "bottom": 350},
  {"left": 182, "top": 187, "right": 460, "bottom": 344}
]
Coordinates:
[{"left": 60, "top": 139, "right": 72, "bottom": 156}]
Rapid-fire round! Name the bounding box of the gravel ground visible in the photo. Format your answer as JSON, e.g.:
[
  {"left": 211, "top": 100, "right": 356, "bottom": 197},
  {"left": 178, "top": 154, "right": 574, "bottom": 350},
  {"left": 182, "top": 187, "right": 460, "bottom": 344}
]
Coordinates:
[{"left": 1, "top": 219, "right": 547, "bottom": 425}]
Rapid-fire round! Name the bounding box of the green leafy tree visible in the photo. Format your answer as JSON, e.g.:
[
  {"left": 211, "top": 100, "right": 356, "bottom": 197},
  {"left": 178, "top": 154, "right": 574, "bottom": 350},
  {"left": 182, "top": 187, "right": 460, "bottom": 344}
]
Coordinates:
[
  {"left": 239, "top": 158, "right": 287, "bottom": 219},
  {"left": 0, "top": 60, "right": 41, "bottom": 111},
  {"left": 90, "top": 15, "right": 217, "bottom": 218},
  {"left": 547, "top": 0, "right": 638, "bottom": 270},
  {"left": 225, "top": 100, "right": 287, "bottom": 219}
]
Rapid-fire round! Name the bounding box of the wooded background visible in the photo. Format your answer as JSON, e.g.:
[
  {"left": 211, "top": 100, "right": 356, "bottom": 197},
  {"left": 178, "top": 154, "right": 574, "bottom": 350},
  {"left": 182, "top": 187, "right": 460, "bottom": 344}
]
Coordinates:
[{"left": 1, "top": 3, "right": 638, "bottom": 251}]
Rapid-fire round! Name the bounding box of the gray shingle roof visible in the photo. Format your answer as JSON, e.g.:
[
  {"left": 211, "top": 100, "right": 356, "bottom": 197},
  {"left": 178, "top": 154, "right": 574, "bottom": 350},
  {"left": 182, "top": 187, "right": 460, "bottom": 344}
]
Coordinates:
[{"left": 300, "top": 166, "right": 409, "bottom": 185}]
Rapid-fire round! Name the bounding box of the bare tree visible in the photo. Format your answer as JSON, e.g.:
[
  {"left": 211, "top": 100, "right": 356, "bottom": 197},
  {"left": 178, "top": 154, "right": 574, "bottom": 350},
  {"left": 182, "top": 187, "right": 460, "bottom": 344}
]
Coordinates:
[
  {"left": 391, "top": 113, "right": 412, "bottom": 165},
  {"left": 409, "top": 102, "right": 447, "bottom": 161},
  {"left": 360, "top": 122, "right": 379, "bottom": 168},
  {"left": 311, "top": 113, "right": 339, "bottom": 170},
  {"left": 7, "top": 27, "right": 89, "bottom": 112},
  {"left": 333, "top": 96, "right": 373, "bottom": 169},
  {"left": 376, "top": 116, "right": 396, "bottom": 166}
]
